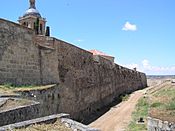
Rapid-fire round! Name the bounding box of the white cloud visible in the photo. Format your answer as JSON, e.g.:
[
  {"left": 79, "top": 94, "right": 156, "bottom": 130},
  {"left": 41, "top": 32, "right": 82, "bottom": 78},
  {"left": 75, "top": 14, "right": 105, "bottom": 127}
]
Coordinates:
[
  {"left": 142, "top": 59, "right": 149, "bottom": 67},
  {"left": 122, "top": 21, "right": 137, "bottom": 31},
  {"left": 77, "top": 39, "right": 84, "bottom": 42},
  {"left": 141, "top": 60, "right": 175, "bottom": 74},
  {"left": 122, "top": 63, "right": 143, "bottom": 72},
  {"left": 74, "top": 39, "right": 84, "bottom": 43},
  {"left": 124, "top": 63, "right": 139, "bottom": 69},
  {"left": 124, "top": 59, "right": 175, "bottom": 75}
]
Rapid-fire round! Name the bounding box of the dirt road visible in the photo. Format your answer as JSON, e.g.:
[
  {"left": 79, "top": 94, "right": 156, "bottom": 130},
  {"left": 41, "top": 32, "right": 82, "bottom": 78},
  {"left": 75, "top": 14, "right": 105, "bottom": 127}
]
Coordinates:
[
  {"left": 89, "top": 79, "right": 163, "bottom": 131},
  {"left": 89, "top": 89, "right": 145, "bottom": 131}
]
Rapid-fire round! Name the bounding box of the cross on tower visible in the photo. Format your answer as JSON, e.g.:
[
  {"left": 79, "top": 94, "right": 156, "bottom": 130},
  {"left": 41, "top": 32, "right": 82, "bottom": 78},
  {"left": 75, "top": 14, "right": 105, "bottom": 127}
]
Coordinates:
[{"left": 30, "top": 0, "right": 36, "bottom": 9}]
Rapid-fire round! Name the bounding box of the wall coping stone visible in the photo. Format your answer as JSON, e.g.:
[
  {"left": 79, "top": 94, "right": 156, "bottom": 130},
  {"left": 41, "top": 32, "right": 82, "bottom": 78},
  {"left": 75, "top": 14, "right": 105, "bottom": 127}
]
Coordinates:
[
  {"left": 0, "top": 100, "right": 40, "bottom": 113},
  {"left": 61, "top": 118, "right": 101, "bottom": 131}
]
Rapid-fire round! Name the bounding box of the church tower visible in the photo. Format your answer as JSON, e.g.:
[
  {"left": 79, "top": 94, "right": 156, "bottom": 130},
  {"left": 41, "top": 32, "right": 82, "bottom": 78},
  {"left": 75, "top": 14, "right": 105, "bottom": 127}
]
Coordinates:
[{"left": 18, "top": 0, "right": 46, "bottom": 35}]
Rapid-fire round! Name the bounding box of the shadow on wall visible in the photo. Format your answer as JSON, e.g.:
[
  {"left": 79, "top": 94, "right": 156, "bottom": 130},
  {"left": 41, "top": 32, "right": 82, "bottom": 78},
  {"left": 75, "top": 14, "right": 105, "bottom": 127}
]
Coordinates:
[{"left": 80, "top": 94, "right": 124, "bottom": 124}]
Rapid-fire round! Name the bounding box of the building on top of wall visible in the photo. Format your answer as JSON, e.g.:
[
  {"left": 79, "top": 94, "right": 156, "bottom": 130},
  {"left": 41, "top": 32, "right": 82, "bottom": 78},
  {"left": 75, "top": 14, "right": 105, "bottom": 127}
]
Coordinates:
[
  {"left": 18, "top": 0, "right": 46, "bottom": 35},
  {"left": 89, "top": 49, "right": 115, "bottom": 62}
]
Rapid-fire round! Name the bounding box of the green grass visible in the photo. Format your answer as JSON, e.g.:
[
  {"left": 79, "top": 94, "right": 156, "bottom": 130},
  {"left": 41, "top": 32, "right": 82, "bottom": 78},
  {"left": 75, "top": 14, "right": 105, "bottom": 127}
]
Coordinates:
[
  {"left": 152, "top": 87, "right": 175, "bottom": 111},
  {"left": 166, "top": 101, "right": 175, "bottom": 110},
  {"left": 128, "top": 83, "right": 175, "bottom": 131},
  {"left": 3, "top": 83, "right": 14, "bottom": 89},
  {"left": 150, "top": 102, "right": 164, "bottom": 108},
  {"left": 127, "top": 97, "right": 149, "bottom": 131},
  {"left": 154, "top": 87, "right": 175, "bottom": 97},
  {"left": 1, "top": 83, "right": 36, "bottom": 89}
]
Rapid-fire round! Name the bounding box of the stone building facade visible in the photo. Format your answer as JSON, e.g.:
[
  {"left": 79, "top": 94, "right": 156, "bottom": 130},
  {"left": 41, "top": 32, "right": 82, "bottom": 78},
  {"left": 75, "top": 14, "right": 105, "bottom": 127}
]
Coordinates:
[
  {"left": 18, "top": 0, "right": 46, "bottom": 35},
  {"left": 0, "top": 17, "right": 147, "bottom": 120},
  {"left": 0, "top": 0, "right": 147, "bottom": 122}
]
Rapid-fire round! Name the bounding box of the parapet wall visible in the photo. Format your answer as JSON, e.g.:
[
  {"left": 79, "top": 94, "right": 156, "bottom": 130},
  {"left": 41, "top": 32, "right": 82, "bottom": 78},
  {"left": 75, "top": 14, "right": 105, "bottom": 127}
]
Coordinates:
[{"left": 0, "top": 18, "right": 147, "bottom": 121}]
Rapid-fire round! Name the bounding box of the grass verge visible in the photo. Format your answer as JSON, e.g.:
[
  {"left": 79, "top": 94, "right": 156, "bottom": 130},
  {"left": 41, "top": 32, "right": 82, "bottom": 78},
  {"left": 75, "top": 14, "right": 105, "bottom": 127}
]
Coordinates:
[
  {"left": 127, "top": 96, "right": 149, "bottom": 131},
  {"left": 149, "top": 84, "right": 175, "bottom": 122}
]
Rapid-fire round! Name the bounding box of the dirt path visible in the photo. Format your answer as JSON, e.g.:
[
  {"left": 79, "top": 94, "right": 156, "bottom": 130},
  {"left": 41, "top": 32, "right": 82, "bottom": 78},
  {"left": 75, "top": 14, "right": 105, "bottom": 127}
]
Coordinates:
[
  {"left": 89, "top": 80, "right": 163, "bottom": 131},
  {"left": 89, "top": 89, "right": 145, "bottom": 131}
]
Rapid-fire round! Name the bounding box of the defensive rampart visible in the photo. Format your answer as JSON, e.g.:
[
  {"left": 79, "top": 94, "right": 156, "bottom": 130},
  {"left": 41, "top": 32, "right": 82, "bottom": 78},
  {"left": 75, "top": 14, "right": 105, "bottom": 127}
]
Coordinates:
[{"left": 0, "top": 18, "right": 147, "bottom": 121}]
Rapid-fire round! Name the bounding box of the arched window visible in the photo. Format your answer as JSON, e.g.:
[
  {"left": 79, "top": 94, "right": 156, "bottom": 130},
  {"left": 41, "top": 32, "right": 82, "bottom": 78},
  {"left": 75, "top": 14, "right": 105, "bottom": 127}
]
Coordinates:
[{"left": 23, "top": 22, "right": 26, "bottom": 26}]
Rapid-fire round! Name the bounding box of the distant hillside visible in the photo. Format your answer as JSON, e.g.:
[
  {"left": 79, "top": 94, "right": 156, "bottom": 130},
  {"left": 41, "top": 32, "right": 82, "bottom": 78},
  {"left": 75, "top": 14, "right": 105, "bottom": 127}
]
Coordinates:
[{"left": 147, "top": 75, "right": 175, "bottom": 79}]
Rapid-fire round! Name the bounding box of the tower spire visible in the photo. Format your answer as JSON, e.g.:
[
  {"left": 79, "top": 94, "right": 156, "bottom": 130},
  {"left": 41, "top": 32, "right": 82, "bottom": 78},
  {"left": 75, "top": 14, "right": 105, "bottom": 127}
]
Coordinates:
[
  {"left": 19, "top": 0, "right": 46, "bottom": 35},
  {"left": 29, "top": 0, "right": 36, "bottom": 9}
]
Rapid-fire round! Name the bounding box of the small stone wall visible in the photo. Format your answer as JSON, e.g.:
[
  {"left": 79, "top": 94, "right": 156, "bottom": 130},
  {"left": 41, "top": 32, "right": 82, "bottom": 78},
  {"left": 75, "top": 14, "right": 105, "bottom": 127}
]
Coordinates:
[
  {"left": 0, "top": 113, "right": 69, "bottom": 130},
  {"left": 0, "top": 102, "right": 40, "bottom": 126},
  {"left": 147, "top": 117, "right": 175, "bottom": 131},
  {"left": 61, "top": 118, "right": 100, "bottom": 131},
  {"left": 16, "top": 85, "right": 61, "bottom": 117}
]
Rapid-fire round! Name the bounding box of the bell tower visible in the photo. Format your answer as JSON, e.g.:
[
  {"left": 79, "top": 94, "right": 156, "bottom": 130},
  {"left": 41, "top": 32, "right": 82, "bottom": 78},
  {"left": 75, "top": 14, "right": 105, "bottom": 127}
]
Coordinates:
[{"left": 18, "top": 0, "right": 46, "bottom": 35}]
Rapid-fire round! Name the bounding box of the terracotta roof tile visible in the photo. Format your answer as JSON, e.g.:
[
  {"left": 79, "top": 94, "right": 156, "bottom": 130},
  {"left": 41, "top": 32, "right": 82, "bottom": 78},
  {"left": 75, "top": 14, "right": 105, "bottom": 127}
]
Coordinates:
[{"left": 88, "top": 50, "right": 112, "bottom": 57}]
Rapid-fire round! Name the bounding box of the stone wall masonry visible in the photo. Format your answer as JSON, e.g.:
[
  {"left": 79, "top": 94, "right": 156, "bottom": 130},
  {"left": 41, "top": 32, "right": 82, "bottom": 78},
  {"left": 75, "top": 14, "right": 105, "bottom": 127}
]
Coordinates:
[
  {"left": 0, "top": 19, "right": 40, "bottom": 85},
  {"left": 0, "top": 102, "right": 40, "bottom": 126},
  {"left": 16, "top": 85, "right": 62, "bottom": 117},
  {"left": 35, "top": 36, "right": 60, "bottom": 85},
  {"left": 54, "top": 39, "right": 147, "bottom": 121},
  {"left": 0, "top": 114, "right": 69, "bottom": 130},
  {"left": 0, "top": 19, "right": 60, "bottom": 85},
  {"left": 0, "top": 18, "right": 147, "bottom": 122},
  {"left": 147, "top": 117, "right": 175, "bottom": 131},
  {"left": 22, "top": 37, "right": 147, "bottom": 121},
  {"left": 61, "top": 118, "right": 100, "bottom": 131}
]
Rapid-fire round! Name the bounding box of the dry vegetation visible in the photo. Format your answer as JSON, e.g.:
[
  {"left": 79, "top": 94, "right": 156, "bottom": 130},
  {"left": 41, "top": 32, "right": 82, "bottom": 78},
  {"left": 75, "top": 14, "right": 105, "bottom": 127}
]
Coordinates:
[
  {"left": 149, "top": 82, "right": 175, "bottom": 122},
  {"left": 13, "top": 120, "right": 72, "bottom": 131},
  {"left": 0, "top": 84, "right": 38, "bottom": 111},
  {"left": 0, "top": 84, "right": 55, "bottom": 92},
  {"left": 128, "top": 78, "right": 175, "bottom": 130},
  {"left": 0, "top": 98, "right": 33, "bottom": 111}
]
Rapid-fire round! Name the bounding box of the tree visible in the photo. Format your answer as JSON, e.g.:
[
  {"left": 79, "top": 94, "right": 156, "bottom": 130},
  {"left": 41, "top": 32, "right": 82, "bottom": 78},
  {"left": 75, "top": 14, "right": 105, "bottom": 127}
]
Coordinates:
[
  {"left": 45, "top": 26, "right": 50, "bottom": 36},
  {"left": 35, "top": 17, "right": 39, "bottom": 34}
]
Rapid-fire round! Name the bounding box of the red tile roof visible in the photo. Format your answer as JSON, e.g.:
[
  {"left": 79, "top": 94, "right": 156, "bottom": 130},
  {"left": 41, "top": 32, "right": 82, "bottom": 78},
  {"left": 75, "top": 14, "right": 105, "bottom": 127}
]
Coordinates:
[{"left": 89, "top": 50, "right": 112, "bottom": 57}]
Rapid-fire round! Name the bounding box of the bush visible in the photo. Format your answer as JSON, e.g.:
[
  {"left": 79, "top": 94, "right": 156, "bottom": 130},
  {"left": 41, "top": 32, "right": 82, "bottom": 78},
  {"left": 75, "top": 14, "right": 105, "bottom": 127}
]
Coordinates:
[
  {"left": 151, "top": 102, "right": 163, "bottom": 108},
  {"left": 166, "top": 101, "right": 175, "bottom": 110},
  {"left": 120, "top": 94, "right": 130, "bottom": 101}
]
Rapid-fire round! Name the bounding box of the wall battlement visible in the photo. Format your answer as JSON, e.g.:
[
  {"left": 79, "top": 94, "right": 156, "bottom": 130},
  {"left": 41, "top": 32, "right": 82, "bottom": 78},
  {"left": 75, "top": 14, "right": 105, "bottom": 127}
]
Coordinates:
[{"left": 0, "top": 18, "right": 147, "bottom": 121}]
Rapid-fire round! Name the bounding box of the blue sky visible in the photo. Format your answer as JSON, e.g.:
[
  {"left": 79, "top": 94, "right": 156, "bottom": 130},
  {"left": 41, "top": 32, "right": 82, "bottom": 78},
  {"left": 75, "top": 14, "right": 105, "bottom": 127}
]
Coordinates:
[{"left": 1, "top": 0, "right": 175, "bottom": 75}]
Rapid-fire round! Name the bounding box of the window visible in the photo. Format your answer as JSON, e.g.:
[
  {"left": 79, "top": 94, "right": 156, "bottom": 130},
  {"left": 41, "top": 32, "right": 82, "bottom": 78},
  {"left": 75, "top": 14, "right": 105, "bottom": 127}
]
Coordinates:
[
  {"left": 23, "top": 22, "right": 26, "bottom": 26},
  {"left": 40, "top": 23, "right": 43, "bottom": 34},
  {"left": 34, "top": 22, "right": 36, "bottom": 29}
]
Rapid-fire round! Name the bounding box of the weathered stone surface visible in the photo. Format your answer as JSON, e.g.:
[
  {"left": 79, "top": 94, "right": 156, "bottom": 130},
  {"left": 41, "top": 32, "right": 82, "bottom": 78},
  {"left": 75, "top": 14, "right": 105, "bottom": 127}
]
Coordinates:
[
  {"left": 61, "top": 118, "right": 100, "bottom": 131},
  {"left": 0, "top": 101, "right": 40, "bottom": 126},
  {"left": 0, "top": 19, "right": 40, "bottom": 85},
  {"left": 0, "top": 113, "right": 69, "bottom": 130},
  {"left": 16, "top": 84, "right": 62, "bottom": 117},
  {"left": 0, "top": 18, "right": 147, "bottom": 123},
  {"left": 147, "top": 117, "right": 175, "bottom": 131}
]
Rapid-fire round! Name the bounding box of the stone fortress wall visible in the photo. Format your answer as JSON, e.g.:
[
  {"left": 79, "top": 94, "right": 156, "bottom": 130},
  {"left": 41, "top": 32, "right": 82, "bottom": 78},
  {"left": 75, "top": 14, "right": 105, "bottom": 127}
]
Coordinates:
[{"left": 0, "top": 18, "right": 147, "bottom": 121}]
